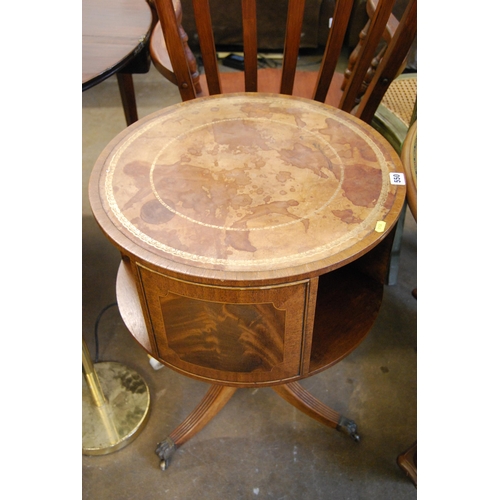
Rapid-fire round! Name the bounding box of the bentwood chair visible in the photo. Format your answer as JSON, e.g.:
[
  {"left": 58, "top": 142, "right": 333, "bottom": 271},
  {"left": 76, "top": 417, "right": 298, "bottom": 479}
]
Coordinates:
[{"left": 148, "top": 0, "right": 417, "bottom": 285}]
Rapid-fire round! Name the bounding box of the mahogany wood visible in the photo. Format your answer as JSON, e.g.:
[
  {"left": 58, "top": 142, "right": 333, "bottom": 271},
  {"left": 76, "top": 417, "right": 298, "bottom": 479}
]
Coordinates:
[
  {"left": 169, "top": 385, "right": 237, "bottom": 447},
  {"left": 309, "top": 265, "right": 384, "bottom": 374},
  {"left": 82, "top": 0, "right": 154, "bottom": 125},
  {"left": 338, "top": 0, "right": 395, "bottom": 111},
  {"left": 273, "top": 382, "right": 342, "bottom": 429},
  {"left": 191, "top": 0, "right": 220, "bottom": 94},
  {"left": 313, "top": 0, "right": 354, "bottom": 103},
  {"left": 135, "top": 264, "right": 310, "bottom": 385},
  {"left": 82, "top": 0, "right": 153, "bottom": 87},
  {"left": 155, "top": 0, "right": 198, "bottom": 100},
  {"left": 116, "top": 73, "right": 139, "bottom": 125},
  {"left": 150, "top": 0, "right": 415, "bottom": 121},
  {"left": 89, "top": 1, "right": 415, "bottom": 465},
  {"left": 241, "top": 0, "right": 259, "bottom": 91},
  {"left": 280, "top": 0, "right": 306, "bottom": 95},
  {"left": 146, "top": 64, "right": 346, "bottom": 119},
  {"left": 355, "top": 0, "right": 417, "bottom": 123},
  {"left": 398, "top": 441, "right": 417, "bottom": 487},
  {"left": 150, "top": 1, "right": 203, "bottom": 93},
  {"left": 89, "top": 80, "right": 407, "bottom": 463},
  {"left": 341, "top": 0, "right": 400, "bottom": 101}
]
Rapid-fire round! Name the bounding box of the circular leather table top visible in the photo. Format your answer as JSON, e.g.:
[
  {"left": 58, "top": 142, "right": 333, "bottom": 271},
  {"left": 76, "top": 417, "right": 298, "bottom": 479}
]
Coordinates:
[{"left": 90, "top": 94, "right": 406, "bottom": 283}]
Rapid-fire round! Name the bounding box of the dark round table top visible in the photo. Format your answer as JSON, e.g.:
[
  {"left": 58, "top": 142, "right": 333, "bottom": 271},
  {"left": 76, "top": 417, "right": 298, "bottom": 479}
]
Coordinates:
[{"left": 82, "top": 0, "right": 153, "bottom": 90}]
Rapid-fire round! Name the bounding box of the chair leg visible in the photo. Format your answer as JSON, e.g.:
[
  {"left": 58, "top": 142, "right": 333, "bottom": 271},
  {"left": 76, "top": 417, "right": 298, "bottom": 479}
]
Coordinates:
[
  {"left": 397, "top": 441, "right": 417, "bottom": 487},
  {"left": 386, "top": 202, "right": 407, "bottom": 285},
  {"left": 272, "top": 381, "right": 360, "bottom": 441},
  {"left": 155, "top": 385, "right": 237, "bottom": 470},
  {"left": 116, "top": 73, "right": 139, "bottom": 126}
]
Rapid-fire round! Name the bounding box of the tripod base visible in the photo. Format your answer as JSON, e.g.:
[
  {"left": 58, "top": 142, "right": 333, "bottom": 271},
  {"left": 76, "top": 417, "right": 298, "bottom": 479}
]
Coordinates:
[{"left": 82, "top": 361, "right": 150, "bottom": 455}]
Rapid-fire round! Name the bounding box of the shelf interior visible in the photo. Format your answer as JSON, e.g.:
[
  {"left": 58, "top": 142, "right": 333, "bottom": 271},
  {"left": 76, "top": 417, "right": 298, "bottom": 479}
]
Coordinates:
[{"left": 309, "top": 264, "right": 384, "bottom": 374}]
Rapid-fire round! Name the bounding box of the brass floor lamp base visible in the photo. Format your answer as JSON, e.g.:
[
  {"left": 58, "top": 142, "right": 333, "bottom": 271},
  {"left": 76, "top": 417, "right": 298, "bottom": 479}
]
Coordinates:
[{"left": 82, "top": 360, "right": 150, "bottom": 456}]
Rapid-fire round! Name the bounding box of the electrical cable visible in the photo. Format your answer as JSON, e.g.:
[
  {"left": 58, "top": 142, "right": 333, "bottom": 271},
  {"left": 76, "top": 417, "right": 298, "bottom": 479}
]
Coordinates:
[{"left": 93, "top": 302, "right": 118, "bottom": 363}]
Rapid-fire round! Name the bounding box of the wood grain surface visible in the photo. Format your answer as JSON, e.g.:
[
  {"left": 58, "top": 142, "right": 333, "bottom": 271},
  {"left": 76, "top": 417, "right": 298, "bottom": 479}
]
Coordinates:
[{"left": 82, "top": 0, "right": 153, "bottom": 87}]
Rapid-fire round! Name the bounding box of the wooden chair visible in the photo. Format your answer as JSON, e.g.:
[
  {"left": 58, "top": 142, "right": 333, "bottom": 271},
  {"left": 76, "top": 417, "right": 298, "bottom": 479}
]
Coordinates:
[
  {"left": 342, "top": 0, "right": 404, "bottom": 101},
  {"left": 341, "top": 0, "right": 417, "bottom": 284},
  {"left": 149, "top": 0, "right": 416, "bottom": 125},
  {"left": 342, "top": 0, "right": 417, "bottom": 153}
]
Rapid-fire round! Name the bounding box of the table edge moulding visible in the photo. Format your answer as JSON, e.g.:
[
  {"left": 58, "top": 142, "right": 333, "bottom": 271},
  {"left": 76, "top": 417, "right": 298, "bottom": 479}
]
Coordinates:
[{"left": 89, "top": 92, "right": 406, "bottom": 469}]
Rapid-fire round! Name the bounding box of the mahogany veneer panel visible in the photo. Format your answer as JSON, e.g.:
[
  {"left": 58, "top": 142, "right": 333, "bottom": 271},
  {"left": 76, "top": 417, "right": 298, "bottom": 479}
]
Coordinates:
[{"left": 135, "top": 263, "right": 314, "bottom": 384}]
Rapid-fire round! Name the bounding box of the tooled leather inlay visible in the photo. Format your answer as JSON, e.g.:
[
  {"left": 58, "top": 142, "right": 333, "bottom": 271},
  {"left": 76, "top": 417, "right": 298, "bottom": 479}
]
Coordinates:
[{"left": 100, "top": 95, "right": 402, "bottom": 271}]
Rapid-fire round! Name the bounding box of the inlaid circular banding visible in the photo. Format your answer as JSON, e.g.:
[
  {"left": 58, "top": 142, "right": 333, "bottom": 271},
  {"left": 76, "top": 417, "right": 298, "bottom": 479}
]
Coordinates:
[{"left": 95, "top": 94, "right": 404, "bottom": 274}]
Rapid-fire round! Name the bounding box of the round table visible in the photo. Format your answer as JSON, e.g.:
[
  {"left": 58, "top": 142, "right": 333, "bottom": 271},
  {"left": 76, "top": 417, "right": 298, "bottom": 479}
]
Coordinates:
[
  {"left": 89, "top": 93, "right": 406, "bottom": 468},
  {"left": 82, "top": 0, "right": 154, "bottom": 124}
]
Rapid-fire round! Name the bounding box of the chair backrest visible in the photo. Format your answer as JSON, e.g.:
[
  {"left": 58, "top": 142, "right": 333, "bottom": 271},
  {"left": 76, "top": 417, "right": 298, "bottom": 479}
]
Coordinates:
[
  {"left": 153, "top": 0, "right": 416, "bottom": 123},
  {"left": 342, "top": 0, "right": 415, "bottom": 108}
]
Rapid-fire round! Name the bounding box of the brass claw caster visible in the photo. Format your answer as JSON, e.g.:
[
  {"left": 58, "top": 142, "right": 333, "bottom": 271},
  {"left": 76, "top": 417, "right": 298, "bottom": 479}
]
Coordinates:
[
  {"left": 156, "top": 437, "right": 177, "bottom": 470},
  {"left": 338, "top": 416, "right": 360, "bottom": 442}
]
